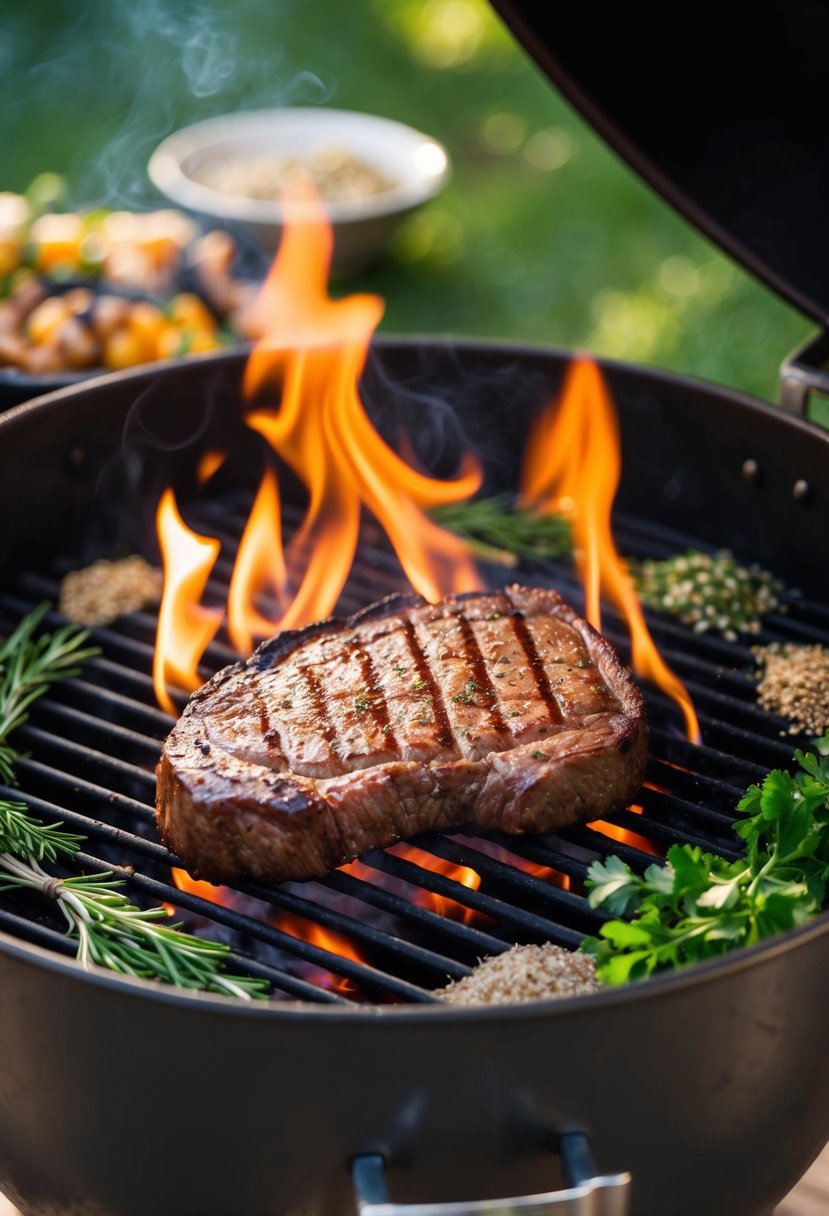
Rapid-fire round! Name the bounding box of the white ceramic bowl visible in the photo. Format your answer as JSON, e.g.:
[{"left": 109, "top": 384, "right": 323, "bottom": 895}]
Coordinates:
[{"left": 148, "top": 108, "right": 451, "bottom": 276}]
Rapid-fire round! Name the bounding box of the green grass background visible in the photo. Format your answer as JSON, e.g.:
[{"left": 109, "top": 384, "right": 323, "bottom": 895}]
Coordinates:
[{"left": 2, "top": 0, "right": 815, "bottom": 405}]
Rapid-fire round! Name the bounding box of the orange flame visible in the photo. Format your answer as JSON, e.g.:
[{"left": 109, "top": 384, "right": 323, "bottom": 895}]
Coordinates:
[
  {"left": 196, "top": 450, "right": 226, "bottom": 485},
  {"left": 231, "top": 174, "right": 482, "bottom": 641},
  {"left": 153, "top": 489, "right": 223, "bottom": 714},
  {"left": 227, "top": 466, "right": 287, "bottom": 654},
  {"left": 521, "top": 356, "right": 700, "bottom": 744},
  {"left": 339, "top": 846, "right": 485, "bottom": 924},
  {"left": 152, "top": 175, "right": 483, "bottom": 701}
]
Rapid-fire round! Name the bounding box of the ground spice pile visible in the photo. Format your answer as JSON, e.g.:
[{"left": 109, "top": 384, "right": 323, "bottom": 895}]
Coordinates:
[
  {"left": 753, "top": 643, "right": 829, "bottom": 736},
  {"left": 59, "top": 555, "right": 163, "bottom": 626},
  {"left": 437, "top": 943, "right": 601, "bottom": 1006},
  {"left": 633, "top": 548, "right": 783, "bottom": 641}
]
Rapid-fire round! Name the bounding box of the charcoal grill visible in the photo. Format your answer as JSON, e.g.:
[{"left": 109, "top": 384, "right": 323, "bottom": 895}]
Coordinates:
[
  {"left": 0, "top": 343, "right": 828, "bottom": 1216},
  {"left": 3, "top": 2, "right": 829, "bottom": 1213}
]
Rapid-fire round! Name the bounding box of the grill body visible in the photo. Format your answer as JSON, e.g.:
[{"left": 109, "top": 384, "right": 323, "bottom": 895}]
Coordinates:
[
  {"left": 1, "top": 923, "right": 827, "bottom": 1216},
  {"left": 0, "top": 342, "right": 828, "bottom": 1216}
]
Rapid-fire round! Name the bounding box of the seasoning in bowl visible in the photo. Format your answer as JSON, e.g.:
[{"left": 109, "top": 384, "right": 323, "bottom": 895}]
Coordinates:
[{"left": 190, "top": 146, "right": 396, "bottom": 205}]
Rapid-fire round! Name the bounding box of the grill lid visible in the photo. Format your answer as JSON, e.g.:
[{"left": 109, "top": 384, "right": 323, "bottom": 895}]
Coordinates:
[{"left": 490, "top": 0, "right": 829, "bottom": 326}]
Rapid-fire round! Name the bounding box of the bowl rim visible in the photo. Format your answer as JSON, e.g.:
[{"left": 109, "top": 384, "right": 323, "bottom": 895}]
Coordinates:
[{"left": 148, "top": 106, "right": 452, "bottom": 226}]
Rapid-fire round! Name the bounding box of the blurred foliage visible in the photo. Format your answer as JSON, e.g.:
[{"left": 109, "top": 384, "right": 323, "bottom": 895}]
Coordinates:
[{"left": 1, "top": 0, "right": 814, "bottom": 402}]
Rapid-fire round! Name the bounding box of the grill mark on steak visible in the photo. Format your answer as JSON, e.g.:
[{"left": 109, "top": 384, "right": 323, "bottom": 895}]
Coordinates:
[
  {"left": 506, "top": 606, "right": 565, "bottom": 727},
  {"left": 400, "top": 616, "right": 455, "bottom": 750},
  {"left": 250, "top": 683, "right": 286, "bottom": 762},
  {"left": 297, "top": 661, "right": 346, "bottom": 775},
  {"left": 354, "top": 641, "right": 400, "bottom": 754},
  {"left": 455, "top": 612, "right": 509, "bottom": 738}
]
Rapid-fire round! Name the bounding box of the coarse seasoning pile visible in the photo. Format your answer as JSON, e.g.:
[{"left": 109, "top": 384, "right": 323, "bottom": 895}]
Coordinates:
[
  {"left": 632, "top": 548, "right": 783, "bottom": 641},
  {"left": 753, "top": 643, "right": 829, "bottom": 736},
  {"left": 437, "top": 943, "right": 601, "bottom": 1006},
  {"left": 59, "top": 555, "right": 163, "bottom": 627}
]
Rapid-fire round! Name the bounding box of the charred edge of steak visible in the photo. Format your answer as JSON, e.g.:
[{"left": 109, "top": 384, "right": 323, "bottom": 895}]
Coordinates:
[{"left": 156, "top": 585, "right": 648, "bottom": 884}]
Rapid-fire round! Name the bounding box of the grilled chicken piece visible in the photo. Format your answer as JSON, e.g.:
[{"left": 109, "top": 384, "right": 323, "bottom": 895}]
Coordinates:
[{"left": 156, "top": 586, "right": 647, "bottom": 883}]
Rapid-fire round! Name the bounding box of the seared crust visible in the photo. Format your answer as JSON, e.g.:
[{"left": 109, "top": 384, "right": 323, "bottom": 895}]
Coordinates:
[{"left": 156, "top": 585, "right": 647, "bottom": 882}]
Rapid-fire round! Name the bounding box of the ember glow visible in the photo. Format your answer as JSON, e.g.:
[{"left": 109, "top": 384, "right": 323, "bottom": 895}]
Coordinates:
[
  {"left": 521, "top": 356, "right": 701, "bottom": 744},
  {"left": 590, "top": 799, "right": 662, "bottom": 858},
  {"left": 272, "top": 913, "right": 365, "bottom": 997},
  {"left": 389, "top": 843, "right": 482, "bottom": 924},
  {"left": 152, "top": 489, "right": 222, "bottom": 715},
  {"left": 170, "top": 868, "right": 365, "bottom": 996},
  {"left": 171, "top": 866, "right": 231, "bottom": 905}
]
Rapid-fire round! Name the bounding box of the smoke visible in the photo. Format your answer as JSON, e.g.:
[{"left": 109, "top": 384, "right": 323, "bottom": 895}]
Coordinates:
[{"left": 2, "top": 0, "right": 334, "bottom": 207}]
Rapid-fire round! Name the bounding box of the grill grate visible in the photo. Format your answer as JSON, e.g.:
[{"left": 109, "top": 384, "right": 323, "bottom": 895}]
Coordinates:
[{"left": 0, "top": 502, "right": 822, "bottom": 1005}]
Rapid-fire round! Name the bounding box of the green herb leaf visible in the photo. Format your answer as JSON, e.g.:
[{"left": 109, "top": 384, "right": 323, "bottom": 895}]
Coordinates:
[
  {"left": 580, "top": 749, "right": 829, "bottom": 986},
  {"left": 430, "top": 495, "right": 572, "bottom": 564},
  {"left": 585, "top": 855, "right": 644, "bottom": 917}
]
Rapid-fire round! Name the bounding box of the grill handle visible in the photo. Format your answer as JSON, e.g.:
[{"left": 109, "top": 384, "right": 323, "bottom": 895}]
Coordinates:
[{"left": 351, "top": 1133, "right": 631, "bottom": 1216}]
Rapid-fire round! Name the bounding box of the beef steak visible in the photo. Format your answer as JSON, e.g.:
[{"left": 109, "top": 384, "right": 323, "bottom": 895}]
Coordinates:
[{"left": 156, "top": 585, "right": 647, "bottom": 883}]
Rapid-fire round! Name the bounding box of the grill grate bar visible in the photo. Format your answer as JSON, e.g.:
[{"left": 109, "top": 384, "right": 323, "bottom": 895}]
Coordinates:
[
  {"left": 23, "top": 702, "right": 162, "bottom": 764},
  {"left": 319, "top": 868, "right": 510, "bottom": 956},
  {"left": 4, "top": 490, "right": 820, "bottom": 1004},
  {"left": 639, "top": 786, "right": 737, "bottom": 833},
  {"left": 481, "top": 833, "right": 594, "bottom": 880},
  {"left": 610, "top": 802, "right": 741, "bottom": 860},
  {"left": 645, "top": 725, "right": 769, "bottom": 782},
  {"left": 15, "top": 724, "right": 157, "bottom": 794},
  {"left": 236, "top": 876, "right": 471, "bottom": 984},
  {"left": 61, "top": 675, "right": 173, "bottom": 734},
  {"left": 0, "top": 905, "right": 79, "bottom": 957},
  {"left": 11, "top": 757, "right": 159, "bottom": 833},
  {"left": 645, "top": 755, "right": 745, "bottom": 804},
  {"left": 761, "top": 612, "right": 829, "bottom": 645},
  {"left": 407, "top": 835, "right": 603, "bottom": 931},
  {"left": 67, "top": 848, "right": 434, "bottom": 1004},
  {"left": 0, "top": 784, "right": 462, "bottom": 994},
  {"left": 360, "top": 850, "right": 585, "bottom": 950}
]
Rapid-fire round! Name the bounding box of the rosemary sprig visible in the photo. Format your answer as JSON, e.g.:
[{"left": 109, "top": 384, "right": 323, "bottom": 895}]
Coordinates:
[
  {"left": 0, "top": 603, "right": 98, "bottom": 784},
  {"left": 431, "top": 494, "right": 573, "bottom": 565},
  {"left": 0, "top": 799, "right": 84, "bottom": 861},
  {"left": 0, "top": 854, "right": 262, "bottom": 999},
  {"left": 0, "top": 604, "right": 268, "bottom": 999}
]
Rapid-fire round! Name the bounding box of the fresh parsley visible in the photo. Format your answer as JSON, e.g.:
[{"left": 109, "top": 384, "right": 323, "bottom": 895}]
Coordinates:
[{"left": 580, "top": 750, "right": 829, "bottom": 985}]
